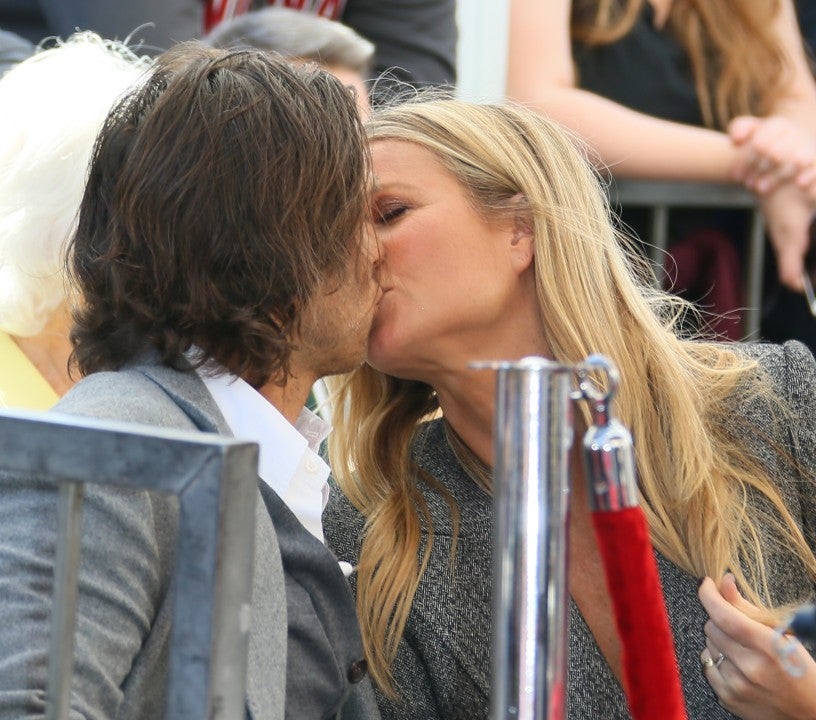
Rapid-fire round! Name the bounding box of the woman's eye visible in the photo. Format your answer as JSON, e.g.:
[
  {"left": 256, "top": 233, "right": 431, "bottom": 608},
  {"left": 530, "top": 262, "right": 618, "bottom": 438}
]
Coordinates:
[{"left": 373, "top": 203, "right": 407, "bottom": 224}]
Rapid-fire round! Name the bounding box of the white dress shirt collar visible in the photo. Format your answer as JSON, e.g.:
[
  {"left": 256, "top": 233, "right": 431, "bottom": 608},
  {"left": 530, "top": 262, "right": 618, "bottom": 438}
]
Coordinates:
[{"left": 197, "top": 368, "right": 331, "bottom": 543}]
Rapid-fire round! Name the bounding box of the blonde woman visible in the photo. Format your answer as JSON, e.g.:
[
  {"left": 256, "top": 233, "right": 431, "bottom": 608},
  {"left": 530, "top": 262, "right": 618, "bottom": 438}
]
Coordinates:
[
  {"left": 324, "top": 99, "right": 816, "bottom": 720},
  {"left": 0, "top": 32, "right": 150, "bottom": 409}
]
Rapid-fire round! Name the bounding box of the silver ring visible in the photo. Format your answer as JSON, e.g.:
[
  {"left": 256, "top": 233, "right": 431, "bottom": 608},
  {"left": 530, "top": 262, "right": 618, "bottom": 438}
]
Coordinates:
[
  {"left": 714, "top": 653, "right": 726, "bottom": 668},
  {"left": 701, "top": 655, "right": 715, "bottom": 670}
]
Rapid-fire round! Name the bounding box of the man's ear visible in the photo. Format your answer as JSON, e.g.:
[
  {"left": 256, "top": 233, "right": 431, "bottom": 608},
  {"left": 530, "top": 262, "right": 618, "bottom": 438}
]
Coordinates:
[{"left": 508, "top": 195, "right": 534, "bottom": 272}]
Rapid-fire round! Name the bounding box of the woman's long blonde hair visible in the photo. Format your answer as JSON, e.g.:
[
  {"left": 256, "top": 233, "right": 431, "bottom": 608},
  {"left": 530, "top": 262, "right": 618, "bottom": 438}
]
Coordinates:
[
  {"left": 571, "top": 0, "right": 787, "bottom": 129},
  {"left": 327, "top": 99, "right": 816, "bottom": 696}
]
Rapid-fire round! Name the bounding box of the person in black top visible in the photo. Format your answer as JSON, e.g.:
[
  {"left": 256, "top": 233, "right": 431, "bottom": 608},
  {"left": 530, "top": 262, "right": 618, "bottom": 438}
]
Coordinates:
[{"left": 507, "top": 0, "right": 816, "bottom": 350}]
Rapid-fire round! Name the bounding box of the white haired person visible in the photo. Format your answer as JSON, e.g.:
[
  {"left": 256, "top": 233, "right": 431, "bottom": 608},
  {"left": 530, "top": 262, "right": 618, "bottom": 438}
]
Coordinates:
[{"left": 0, "top": 31, "right": 150, "bottom": 409}]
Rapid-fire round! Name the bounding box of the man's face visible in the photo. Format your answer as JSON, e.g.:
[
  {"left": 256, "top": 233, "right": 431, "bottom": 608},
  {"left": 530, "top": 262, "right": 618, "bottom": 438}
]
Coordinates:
[{"left": 295, "top": 221, "right": 381, "bottom": 378}]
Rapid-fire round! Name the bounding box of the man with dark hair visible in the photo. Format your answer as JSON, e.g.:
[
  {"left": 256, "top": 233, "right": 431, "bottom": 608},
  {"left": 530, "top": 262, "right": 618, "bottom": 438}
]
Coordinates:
[{"left": 0, "top": 42, "right": 381, "bottom": 719}]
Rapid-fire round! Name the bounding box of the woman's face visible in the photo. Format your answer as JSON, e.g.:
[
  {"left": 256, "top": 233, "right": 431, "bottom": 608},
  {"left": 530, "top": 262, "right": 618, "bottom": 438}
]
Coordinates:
[{"left": 367, "top": 139, "right": 536, "bottom": 381}]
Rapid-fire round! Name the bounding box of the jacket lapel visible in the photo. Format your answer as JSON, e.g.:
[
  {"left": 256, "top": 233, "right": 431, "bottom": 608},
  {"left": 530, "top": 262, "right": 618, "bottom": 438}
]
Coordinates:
[
  {"left": 135, "top": 361, "right": 287, "bottom": 720},
  {"left": 258, "top": 481, "right": 366, "bottom": 719}
]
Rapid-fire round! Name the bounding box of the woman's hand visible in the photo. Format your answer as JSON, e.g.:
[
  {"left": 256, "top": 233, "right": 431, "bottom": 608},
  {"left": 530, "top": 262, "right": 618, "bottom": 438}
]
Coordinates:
[
  {"left": 729, "top": 115, "right": 816, "bottom": 197},
  {"left": 759, "top": 181, "right": 813, "bottom": 292},
  {"left": 698, "top": 574, "right": 816, "bottom": 720}
]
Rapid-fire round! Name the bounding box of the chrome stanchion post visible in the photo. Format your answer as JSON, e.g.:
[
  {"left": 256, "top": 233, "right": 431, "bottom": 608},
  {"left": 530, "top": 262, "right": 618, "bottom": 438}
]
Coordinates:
[{"left": 478, "top": 357, "right": 574, "bottom": 720}]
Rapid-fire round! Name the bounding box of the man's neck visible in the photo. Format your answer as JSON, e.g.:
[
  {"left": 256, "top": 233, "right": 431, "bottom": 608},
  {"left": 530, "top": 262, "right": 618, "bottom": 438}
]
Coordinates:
[{"left": 256, "top": 371, "right": 317, "bottom": 426}]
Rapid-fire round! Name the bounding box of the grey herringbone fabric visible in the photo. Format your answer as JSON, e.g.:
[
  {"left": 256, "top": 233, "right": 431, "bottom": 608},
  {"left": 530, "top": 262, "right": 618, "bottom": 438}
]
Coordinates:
[{"left": 324, "top": 341, "right": 816, "bottom": 720}]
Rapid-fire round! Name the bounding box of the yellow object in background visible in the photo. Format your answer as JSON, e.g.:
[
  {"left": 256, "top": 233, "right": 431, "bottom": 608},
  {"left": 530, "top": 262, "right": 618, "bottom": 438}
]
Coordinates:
[{"left": 0, "top": 331, "right": 58, "bottom": 410}]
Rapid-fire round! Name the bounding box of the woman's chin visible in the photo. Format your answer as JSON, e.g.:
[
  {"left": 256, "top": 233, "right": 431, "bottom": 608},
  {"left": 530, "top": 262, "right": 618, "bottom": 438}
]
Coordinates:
[
  {"left": 366, "top": 332, "right": 404, "bottom": 375},
  {"left": 364, "top": 345, "right": 392, "bottom": 374}
]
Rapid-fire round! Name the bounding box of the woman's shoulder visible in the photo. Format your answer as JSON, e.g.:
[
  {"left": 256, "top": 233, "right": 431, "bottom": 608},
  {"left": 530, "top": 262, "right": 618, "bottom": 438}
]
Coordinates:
[
  {"left": 733, "top": 340, "right": 816, "bottom": 554},
  {"left": 736, "top": 338, "right": 814, "bottom": 367},
  {"left": 735, "top": 339, "right": 816, "bottom": 408}
]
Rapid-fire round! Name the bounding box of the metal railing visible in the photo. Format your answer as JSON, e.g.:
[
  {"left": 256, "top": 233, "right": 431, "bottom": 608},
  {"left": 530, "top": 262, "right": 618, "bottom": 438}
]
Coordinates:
[
  {"left": 0, "top": 409, "right": 259, "bottom": 720},
  {"left": 610, "top": 179, "right": 765, "bottom": 339}
]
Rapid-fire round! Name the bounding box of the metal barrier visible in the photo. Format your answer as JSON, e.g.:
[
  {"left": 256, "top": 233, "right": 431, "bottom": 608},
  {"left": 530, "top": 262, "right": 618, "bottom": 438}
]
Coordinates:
[
  {"left": 609, "top": 179, "right": 765, "bottom": 339},
  {"left": 486, "top": 357, "right": 573, "bottom": 720},
  {"left": 0, "top": 409, "right": 259, "bottom": 720}
]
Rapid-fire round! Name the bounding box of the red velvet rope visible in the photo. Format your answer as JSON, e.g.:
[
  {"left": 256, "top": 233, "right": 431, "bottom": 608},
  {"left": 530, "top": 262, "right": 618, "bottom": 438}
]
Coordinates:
[{"left": 592, "top": 507, "right": 688, "bottom": 720}]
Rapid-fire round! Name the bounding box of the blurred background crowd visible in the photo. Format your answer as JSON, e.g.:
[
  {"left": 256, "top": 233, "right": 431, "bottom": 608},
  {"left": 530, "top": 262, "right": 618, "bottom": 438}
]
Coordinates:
[{"left": 3, "top": 0, "right": 816, "bottom": 396}]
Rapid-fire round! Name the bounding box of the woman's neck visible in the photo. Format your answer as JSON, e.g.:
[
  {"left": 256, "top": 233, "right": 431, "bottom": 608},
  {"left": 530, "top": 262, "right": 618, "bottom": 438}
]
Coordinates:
[
  {"left": 435, "top": 372, "right": 496, "bottom": 468},
  {"left": 433, "top": 283, "right": 552, "bottom": 471}
]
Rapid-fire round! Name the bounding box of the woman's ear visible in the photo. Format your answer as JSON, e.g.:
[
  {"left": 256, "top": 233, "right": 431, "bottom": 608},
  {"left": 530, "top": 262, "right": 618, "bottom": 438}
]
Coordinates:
[{"left": 508, "top": 196, "right": 534, "bottom": 272}]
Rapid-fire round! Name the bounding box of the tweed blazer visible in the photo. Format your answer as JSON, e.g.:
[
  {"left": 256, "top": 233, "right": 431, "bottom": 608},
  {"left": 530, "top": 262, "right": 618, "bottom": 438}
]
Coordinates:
[
  {"left": 324, "top": 340, "right": 816, "bottom": 720},
  {"left": 0, "top": 359, "right": 379, "bottom": 720}
]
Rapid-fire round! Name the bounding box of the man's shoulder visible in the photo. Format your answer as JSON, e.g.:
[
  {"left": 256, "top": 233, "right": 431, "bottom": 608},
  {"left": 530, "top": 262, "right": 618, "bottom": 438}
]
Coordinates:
[{"left": 54, "top": 364, "right": 211, "bottom": 433}]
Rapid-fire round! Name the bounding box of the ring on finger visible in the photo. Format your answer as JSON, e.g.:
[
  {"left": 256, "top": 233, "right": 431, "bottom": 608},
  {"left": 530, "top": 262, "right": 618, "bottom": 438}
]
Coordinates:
[{"left": 714, "top": 653, "right": 726, "bottom": 668}]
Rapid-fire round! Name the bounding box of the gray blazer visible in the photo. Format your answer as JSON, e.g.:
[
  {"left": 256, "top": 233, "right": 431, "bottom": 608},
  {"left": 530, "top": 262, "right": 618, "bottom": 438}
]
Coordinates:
[
  {"left": 324, "top": 341, "right": 816, "bottom": 720},
  {"left": 0, "top": 359, "right": 379, "bottom": 720}
]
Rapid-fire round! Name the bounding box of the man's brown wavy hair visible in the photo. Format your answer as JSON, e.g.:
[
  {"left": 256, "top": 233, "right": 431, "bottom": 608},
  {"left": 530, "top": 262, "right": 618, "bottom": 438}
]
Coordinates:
[{"left": 68, "top": 42, "right": 370, "bottom": 387}]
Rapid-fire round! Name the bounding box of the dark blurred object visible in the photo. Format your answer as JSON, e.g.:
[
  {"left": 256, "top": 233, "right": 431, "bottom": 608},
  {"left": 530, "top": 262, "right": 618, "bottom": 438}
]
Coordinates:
[
  {"left": 761, "top": 288, "right": 816, "bottom": 356},
  {"left": 3, "top": 0, "right": 458, "bottom": 103},
  {"left": 790, "top": 603, "right": 816, "bottom": 642},
  {"left": 0, "top": 0, "right": 43, "bottom": 45},
  {"left": 801, "top": 214, "right": 816, "bottom": 316},
  {"left": 0, "top": 27, "right": 33, "bottom": 75},
  {"left": 761, "top": 223, "right": 816, "bottom": 355},
  {"left": 795, "top": 0, "right": 816, "bottom": 63},
  {"left": 0, "top": 0, "right": 201, "bottom": 54},
  {"left": 342, "top": 0, "right": 457, "bottom": 102}
]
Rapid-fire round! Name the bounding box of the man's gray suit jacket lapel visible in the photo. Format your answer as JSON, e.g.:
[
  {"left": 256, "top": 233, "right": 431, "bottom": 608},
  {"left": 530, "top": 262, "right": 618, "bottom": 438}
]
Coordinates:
[
  {"left": 137, "top": 363, "right": 378, "bottom": 720},
  {"left": 258, "top": 482, "right": 372, "bottom": 719},
  {"left": 137, "top": 363, "right": 285, "bottom": 720}
]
